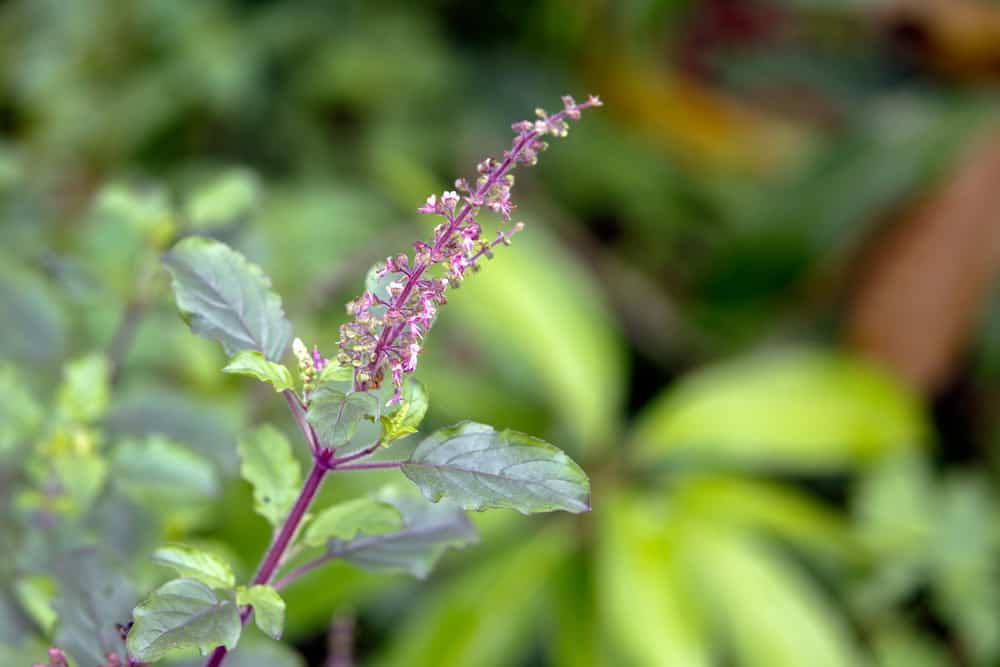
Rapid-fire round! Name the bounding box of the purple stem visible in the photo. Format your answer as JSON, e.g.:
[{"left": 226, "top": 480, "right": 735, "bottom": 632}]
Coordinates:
[
  {"left": 330, "top": 441, "right": 381, "bottom": 466},
  {"left": 283, "top": 389, "right": 322, "bottom": 454},
  {"left": 204, "top": 452, "right": 332, "bottom": 667},
  {"left": 333, "top": 460, "right": 403, "bottom": 471}
]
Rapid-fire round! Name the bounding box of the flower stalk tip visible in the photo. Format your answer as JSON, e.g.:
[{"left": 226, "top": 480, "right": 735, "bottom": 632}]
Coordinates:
[{"left": 337, "top": 94, "right": 601, "bottom": 402}]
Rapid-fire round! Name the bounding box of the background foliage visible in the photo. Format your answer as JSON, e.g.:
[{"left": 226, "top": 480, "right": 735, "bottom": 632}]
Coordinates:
[{"left": 3, "top": 0, "right": 1000, "bottom": 665}]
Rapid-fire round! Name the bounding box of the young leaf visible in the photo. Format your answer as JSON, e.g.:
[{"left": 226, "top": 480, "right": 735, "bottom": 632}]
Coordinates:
[
  {"left": 151, "top": 544, "right": 236, "bottom": 590},
  {"left": 324, "top": 486, "right": 477, "bottom": 579},
  {"left": 380, "top": 377, "right": 429, "bottom": 444},
  {"left": 303, "top": 497, "right": 403, "bottom": 547},
  {"left": 238, "top": 425, "right": 302, "bottom": 527},
  {"left": 306, "top": 385, "right": 380, "bottom": 449},
  {"left": 163, "top": 236, "right": 292, "bottom": 361},
  {"left": 236, "top": 585, "right": 285, "bottom": 640},
  {"left": 223, "top": 350, "right": 294, "bottom": 392},
  {"left": 128, "top": 578, "right": 241, "bottom": 662},
  {"left": 401, "top": 421, "right": 590, "bottom": 515}
]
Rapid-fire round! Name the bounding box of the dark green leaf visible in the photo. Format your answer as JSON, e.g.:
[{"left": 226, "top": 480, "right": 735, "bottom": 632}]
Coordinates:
[
  {"left": 151, "top": 544, "right": 236, "bottom": 590},
  {"left": 52, "top": 548, "right": 137, "bottom": 666},
  {"left": 237, "top": 425, "right": 302, "bottom": 527},
  {"left": 304, "top": 497, "right": 403, "bottom": 547},
  {"left": 128, "top": 578, "right": 241, "bottom": 662},
  {"left": 306, "top": 385, "right": 380, "bottom": 449},
  {"left": 402, "top": 421, "right": 590, "bottom": 515},
  {"left": 236, "top": 585, "right": 285, "bottom": 640},
  {"left": 163, "top": 236, "right": 292, "bottom": 361},
  {"left": 325, "top": 486, "right": 477, "bottom": 579},
  {"left": 223, "top": 351, "right": 294, "bottom": 392},
  {"left": 0, "top": 261, "right": 65, "bottom": 368}
]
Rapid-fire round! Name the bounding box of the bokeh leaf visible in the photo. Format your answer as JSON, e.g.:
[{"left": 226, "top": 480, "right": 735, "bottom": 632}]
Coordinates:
[
  {"left": 163, "top": 236, "right": 292, "bottom": 361},
  {"left": 368, "top": 528, "right": 571, "bottom": 667},
  {"left": 597, "top": 493, "right": 710, "bottom": 667},
  {"left": 52, "top": 548, "right": 136, "bottom": 666},
  {"left": 633, "top": 348, "right": 928, "bottom": 471},
  {"left": 56, "top": 354, "right": 110, "bottom": 423},
  {"left": 112, "top": 435, "right": 220, "bottom": 502},
  {"left": 238, "top": 425, "right": 302, "bottom": 528},
  {"left": 689, "top": 526, "right": 861, "bottom": 667},
  {"left": 402, "top": 421, "right": 590, "bottom": 515}
]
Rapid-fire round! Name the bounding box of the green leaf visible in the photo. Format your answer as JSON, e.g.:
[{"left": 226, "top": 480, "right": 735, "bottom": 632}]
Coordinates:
[
  {"left": 52, "top": 548, "right": 137, "bottom": 667},
  {"left": 402, "top": 421, "right": 590, "bottom": 515},
  {"left": 185, "top": 169, "right": 259, "bottom": 229},
  {"left": 163, "top": 236, "right": 292, "bottom": 361},
  {"left": 0, "top": 364, "right": 42, "bottom": 457},
  {"left": 304, "top": 497, "right": 403, "bottom": 547},
  {"left": 56, "top": 354, "right": 110, "bottom": 423},
  {"left": 96, "top": 182, "right": 176, "bottom": 247},
  {"left": 380, "top": 377, "right": 429, "bottom": 444},
  {"left": 128, "top": 578, "right": 241, "bottom": 662},
  {"left": 306, "top": 384, "right": 380, "bottom": 449},
  {"left": 51, "top": 446, "right": 108, "bottom": 515},
  {"left": 368, "top": 529, "right": 571, "bottom": 667},
  {"left": 237, "top": 425, "right": 302, "bottom": 527},
  {"left": 632, "top": 348, "right": 928, "bottom": 471},
  {"left": 322, "top": 486, "right": 477, "bottom": 579},
  {"left": 597, "top": 493, "right": 710, "bottom": 667},
  {"left": 14, "top": 575, "right": 56, "bottom": 635},
  {"left": 0, "top": 260, "right": 65, "bottom": 368},
  {"left": 672, "top": 475, "right": 856, "bottom": 561},
  {"left": 111, "top": 435, "right": 220, "bottom": 500},
  {"left": 930, "top": 474, "right": 1000, "bottom": 664},
  {"left": 236, "top": 585, "right": 285, "bottom": 640},
  {"left": 689, "top": 527, "right": 861, "bottom": 667},
  {"left": 223, "top": 350, "right": 294, "bottom": 392},
  {"left": 151, "top": 544, "right": 236, "bottom": 590}
]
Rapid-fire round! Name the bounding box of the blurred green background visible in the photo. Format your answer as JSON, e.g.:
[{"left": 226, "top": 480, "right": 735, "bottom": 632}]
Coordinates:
[{"left": 3, "top": 0, "right": 1000, "bottom": 665}]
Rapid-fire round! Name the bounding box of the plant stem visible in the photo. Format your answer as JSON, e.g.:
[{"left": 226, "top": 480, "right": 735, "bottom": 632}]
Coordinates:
[
  {"left": 283, "top": 389, "right": 322, "bottom": 454},
  {"left": 204, "top": 452, "right": 332, "bottom": 667},
  {"left": 334, "top": 460, "right": 403, "bottom": 471},
  {"left": 330, "top": 441, "right": 381, "bottom": 466}
]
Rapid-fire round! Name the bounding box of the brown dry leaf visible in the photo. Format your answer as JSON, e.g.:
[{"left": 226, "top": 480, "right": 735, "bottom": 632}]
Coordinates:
[
  {"left": 883, "top": 0, "right": 1000, "bottom": 80},
  {"left": 847, "top": 128, "right": 1000, "bottom": 394}
]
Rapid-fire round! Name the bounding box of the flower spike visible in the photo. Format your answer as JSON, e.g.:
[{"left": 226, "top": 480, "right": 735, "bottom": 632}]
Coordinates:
[{"left": 337, "top": 95, "right": 602, "bottom": 402}]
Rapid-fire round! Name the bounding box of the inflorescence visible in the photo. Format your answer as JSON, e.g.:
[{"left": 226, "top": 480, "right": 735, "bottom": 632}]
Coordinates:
[{"left": 336, "top": 94, "right": 602, "bottom": 403}]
